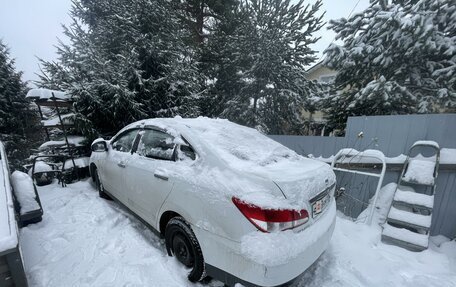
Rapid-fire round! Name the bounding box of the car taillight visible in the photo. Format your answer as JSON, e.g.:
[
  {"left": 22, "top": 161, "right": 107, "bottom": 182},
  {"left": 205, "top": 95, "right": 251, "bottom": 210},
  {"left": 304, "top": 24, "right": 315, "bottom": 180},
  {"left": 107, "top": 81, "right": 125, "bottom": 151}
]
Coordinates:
[{"left": 232, "top": 197, "right": 309, "bottom": 233}]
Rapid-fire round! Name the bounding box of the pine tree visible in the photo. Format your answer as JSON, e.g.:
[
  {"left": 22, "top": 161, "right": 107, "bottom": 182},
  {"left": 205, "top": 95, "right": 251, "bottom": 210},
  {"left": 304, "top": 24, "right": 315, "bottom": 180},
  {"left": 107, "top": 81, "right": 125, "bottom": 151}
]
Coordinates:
[
  {"left": 220, "top": 0, "right": 325, "bottom": 134},
  {"left": 322, "top": 0, "right": 456, "bottom": 130},
  {"left": 0, "top": 40, "right": 40, "bottom": 168},
  {"left": 38, "top": 0, "right": 202, "bottom": 137}
]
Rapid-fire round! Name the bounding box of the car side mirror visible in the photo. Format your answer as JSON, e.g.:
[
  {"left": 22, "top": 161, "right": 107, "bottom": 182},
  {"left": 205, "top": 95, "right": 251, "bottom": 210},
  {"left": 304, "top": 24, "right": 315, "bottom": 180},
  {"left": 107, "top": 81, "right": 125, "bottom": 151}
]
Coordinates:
[{"left": 91, "top": 140, "right": 108, "bottom": 152}]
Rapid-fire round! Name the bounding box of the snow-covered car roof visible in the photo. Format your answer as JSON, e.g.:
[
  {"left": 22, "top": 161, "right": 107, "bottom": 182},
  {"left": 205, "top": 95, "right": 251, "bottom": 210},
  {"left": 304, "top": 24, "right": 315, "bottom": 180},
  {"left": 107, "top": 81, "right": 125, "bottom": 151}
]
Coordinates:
[{"left": 123, "top": 117, "right": 299, "bottom": 169}]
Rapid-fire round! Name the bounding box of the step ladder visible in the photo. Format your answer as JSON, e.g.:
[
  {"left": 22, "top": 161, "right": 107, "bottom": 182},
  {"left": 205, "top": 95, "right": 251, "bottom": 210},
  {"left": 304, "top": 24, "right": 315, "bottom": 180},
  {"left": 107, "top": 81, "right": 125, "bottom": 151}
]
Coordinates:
[{"left": 381, "top": 141, "right": 440, "bottom": 251}]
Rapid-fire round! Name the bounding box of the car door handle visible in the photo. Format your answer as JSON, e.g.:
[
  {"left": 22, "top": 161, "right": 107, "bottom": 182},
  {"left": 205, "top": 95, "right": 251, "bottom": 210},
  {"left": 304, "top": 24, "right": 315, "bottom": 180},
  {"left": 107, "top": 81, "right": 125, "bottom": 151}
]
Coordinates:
[
  {"left": 154, "top": 172, "right": 168, "bottom": 181},
  {"left": 117, "top": 161, "right": 126, "bottom": 168}
]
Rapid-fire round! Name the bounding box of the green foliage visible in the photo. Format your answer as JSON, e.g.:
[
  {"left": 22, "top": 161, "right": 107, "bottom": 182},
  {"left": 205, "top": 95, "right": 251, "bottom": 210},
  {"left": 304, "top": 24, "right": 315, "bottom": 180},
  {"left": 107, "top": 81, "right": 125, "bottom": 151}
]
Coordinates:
[
  {"left": 0, "top": 40, "right": 40, "bottom": 168},
  {"left": 209, "top": 0, "right": 325, "bottom": 134},
  {"left": 38, "top": 0, "right": 202, "bottom": 136},
  {"left": 38, "top": 0, "right": 325, "bottom": 136},
  {"left": 322, "top": 0, "right": 456, "bottom": 130}
]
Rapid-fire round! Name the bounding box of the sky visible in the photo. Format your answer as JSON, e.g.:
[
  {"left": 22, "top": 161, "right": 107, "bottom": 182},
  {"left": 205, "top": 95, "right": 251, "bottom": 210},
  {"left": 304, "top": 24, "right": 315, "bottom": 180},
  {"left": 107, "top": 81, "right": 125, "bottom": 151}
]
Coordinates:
[{"left": 0, "top": 0, "right": 369, "bottom": 85}]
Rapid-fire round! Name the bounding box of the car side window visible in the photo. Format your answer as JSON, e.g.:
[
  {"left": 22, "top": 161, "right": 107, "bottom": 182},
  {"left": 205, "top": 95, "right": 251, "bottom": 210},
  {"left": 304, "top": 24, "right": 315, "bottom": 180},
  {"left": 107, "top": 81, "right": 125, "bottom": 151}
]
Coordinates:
[
  {"left": 136, "top": 129, "right": 176, "bottom": 161},
  {"left": 179, "top": 145, "right": 196, "bottom": 161},
  {"left": 111, "top": 129, "right": 138, "bottom": 152}
]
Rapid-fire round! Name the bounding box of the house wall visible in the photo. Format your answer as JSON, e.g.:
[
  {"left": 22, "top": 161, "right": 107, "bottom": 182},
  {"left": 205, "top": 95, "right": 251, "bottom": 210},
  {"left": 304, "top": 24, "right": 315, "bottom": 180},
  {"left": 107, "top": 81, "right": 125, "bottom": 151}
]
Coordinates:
[
  {"left": 302, "top": 64, "right": 337, "bottom": 131},
  {"left": 306, "top": 65, "right": 337, "bottom": 81},
  {"left": 270, "top": 114, "right": 456, "bottom": 238}
]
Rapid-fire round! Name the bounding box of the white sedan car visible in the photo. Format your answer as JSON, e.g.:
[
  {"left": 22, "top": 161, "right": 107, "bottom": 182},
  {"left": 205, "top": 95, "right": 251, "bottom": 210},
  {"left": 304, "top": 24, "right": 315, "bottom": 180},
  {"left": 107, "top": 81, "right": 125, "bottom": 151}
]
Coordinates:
[{"left": 89, "top": 117, "right": 336, "bottom": 287}]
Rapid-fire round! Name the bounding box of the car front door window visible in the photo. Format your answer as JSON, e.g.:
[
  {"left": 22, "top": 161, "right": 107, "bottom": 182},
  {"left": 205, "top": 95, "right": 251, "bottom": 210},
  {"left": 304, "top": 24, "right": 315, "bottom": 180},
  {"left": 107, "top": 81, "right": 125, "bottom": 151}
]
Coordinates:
[
  {"left": 136, "top": 130, "right": 176, "bottom": 161},
  {"left": 112, "top": 129, "right": 138, "bottom": 152}
]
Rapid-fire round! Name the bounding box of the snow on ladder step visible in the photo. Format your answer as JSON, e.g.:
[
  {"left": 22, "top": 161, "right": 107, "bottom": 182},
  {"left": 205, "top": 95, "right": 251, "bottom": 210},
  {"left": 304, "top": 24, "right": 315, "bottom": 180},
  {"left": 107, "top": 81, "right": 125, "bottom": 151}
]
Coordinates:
[
  {"left": 394, "top": 186, "right": 434, "bottom": 209},
  {"left": 382, "top": 224, "right": 429, "bottom": 250},
  {"left": 402, "top": 159, "right": 436, "bottom": 186},
  {"left": 388, "top": 207, "right": 432, "bottom": 229}
]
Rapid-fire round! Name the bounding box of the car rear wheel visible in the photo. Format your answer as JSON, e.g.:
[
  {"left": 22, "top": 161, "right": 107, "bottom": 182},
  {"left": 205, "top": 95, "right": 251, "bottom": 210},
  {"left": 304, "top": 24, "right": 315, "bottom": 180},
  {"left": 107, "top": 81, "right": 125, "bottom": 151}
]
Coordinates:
[
  {"left": 94, "top": 168, "right": 111, "bottom": 200},
  {"left": 165, "top": 217, "right": 205, "bottom": 282}
]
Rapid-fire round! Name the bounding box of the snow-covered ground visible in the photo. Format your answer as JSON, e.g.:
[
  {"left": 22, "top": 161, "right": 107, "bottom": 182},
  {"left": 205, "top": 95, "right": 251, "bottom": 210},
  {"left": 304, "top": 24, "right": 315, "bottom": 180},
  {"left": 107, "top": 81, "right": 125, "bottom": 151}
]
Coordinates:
[{"left": 21, "top": 180, "right": 456, "bottom": 287}]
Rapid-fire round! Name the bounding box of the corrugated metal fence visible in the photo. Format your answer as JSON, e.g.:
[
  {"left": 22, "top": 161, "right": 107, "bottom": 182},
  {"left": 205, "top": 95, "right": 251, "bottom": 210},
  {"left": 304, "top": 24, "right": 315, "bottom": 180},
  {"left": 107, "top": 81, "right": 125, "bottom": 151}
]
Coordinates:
[{"left": 270, "top": 114, "right": 456, "bottom": 238}]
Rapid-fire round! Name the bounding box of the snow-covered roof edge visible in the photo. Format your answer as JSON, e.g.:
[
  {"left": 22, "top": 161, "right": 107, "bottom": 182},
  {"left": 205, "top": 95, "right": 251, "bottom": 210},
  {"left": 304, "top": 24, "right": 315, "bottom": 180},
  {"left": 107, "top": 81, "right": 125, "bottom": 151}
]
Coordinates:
[{"left": 305, "top": 59, "right": 325, "bottom": 74}]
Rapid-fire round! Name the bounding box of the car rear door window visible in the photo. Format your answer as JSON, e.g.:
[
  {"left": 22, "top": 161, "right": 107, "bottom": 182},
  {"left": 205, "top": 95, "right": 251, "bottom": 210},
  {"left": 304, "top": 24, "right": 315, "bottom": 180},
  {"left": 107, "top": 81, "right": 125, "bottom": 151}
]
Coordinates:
[
  {"left": 111, "top": 129, "right": 139, "bottom": 152},
  {"left": 136, "top": 129, "right": 176, "bottom": 161}
]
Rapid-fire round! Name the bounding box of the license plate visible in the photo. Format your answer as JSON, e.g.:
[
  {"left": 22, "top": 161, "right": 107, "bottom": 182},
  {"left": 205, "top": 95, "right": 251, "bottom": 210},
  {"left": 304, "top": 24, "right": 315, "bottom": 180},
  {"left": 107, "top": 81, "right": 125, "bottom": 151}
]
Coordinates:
[{"left": 312, "top": 194, "right": 330, "bottom": 217}]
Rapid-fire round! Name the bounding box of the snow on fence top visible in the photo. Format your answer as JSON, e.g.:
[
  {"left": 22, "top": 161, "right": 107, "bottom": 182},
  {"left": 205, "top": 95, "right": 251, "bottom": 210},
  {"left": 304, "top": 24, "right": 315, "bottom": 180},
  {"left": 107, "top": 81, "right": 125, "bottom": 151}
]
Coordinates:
[
  {"left": 332, "top": 148, "right": 386, "bottom": 164},
  {"left": 412, "top": 140, "right": 440, "bottom": 149},
  {"left": 0, "top": 141, "right": 18, "bottom": 253},
  {"left": 311, "top": 148, "right": 456, "bottom": 165},
  {"left": 26, "top": 88, "right": 70, "bottom": 101}
]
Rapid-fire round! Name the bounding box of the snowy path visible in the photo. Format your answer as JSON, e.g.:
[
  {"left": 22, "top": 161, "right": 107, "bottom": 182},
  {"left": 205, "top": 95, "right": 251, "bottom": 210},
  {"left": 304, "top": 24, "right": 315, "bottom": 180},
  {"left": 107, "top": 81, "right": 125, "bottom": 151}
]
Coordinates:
[{"left": 20, "top": 180, "right": 456, "bottom": 287}]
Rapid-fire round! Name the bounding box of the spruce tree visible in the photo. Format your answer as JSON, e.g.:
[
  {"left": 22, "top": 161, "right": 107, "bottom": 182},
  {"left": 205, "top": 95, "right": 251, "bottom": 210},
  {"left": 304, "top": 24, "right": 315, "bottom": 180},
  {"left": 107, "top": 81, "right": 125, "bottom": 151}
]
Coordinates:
[
  {"left": 322, "top": 0, "right": 456, "bottom": 130},
  {"left": 198, "top": 0, "right": 246, "bottom": 117},
  {"left": 220, "top": 0, "right": 325, "bottom": 134},
  {"left": 38, "top": 0, "right": 202, "bottom": 136},
  {"left": 0, "top": 40, "right": 40, "bottom": 168},
  {"left": 168, "top": 0, "right": 241, "bottom": 117}
]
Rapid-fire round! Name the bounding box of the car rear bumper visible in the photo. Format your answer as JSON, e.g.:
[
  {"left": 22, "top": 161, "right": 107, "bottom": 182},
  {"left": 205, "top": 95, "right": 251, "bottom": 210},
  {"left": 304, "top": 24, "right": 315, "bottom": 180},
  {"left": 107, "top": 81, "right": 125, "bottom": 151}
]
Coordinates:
[{"left": 193, "top": 199, "right": 337, "bottom": 287}]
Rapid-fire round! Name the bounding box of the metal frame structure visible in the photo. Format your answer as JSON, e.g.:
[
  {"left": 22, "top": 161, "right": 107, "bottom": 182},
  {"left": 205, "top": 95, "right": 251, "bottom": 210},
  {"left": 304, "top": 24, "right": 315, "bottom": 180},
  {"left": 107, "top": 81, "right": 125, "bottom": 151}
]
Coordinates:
[
  {"left": 27, "top": 89, "right": 81, "bottom": 183},
  {"left": 331, "top": 148, "right": 387, "bottom": 225},
  {"left": 381, "top": 141, "right": 440, "bottom": 251}
]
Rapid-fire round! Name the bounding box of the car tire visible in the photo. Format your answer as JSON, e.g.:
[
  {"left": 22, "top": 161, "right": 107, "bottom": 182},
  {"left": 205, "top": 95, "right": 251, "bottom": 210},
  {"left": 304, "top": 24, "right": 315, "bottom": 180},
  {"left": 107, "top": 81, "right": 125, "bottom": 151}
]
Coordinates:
[
  {"left": 94, "top": 168, "right": 111, "bottom": 200},
  {"left": 165, "top": 217, "right": 205, "bottom": 282}
]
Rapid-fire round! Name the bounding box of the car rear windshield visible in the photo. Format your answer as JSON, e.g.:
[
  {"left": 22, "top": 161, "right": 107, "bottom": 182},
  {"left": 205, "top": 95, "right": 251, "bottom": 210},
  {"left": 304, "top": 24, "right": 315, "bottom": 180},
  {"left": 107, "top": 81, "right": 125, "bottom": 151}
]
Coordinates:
[{"left": 187, "top": 119, "right": 298, "bottom": 168}]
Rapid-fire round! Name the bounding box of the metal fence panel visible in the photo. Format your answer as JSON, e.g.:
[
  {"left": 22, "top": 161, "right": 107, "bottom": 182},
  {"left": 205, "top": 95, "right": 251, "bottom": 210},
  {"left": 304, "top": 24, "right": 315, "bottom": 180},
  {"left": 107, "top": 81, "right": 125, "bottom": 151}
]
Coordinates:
[{"left": 270, "top": 114, "right": 456, "bottom": 238}]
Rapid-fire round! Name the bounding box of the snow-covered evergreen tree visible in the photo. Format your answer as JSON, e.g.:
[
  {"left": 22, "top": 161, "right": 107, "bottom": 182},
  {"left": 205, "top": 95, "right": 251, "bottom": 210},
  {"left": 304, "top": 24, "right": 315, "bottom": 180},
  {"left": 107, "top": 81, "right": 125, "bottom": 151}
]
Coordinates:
[
  {"left": 197, "top": 1, "right": 246, "bottom": 117},
  {"left": 221, "top": 0, "right": 325, "bottom": 134},
  {"left": 168, "top": 0, "right": 241, "bottom": 117},
  {"left": 322, "top": 0, "right": 456, "bottom": 130},
  {"left": 0, "top": 40, "right": 40, "bottom": 167},
  {"left": 170, "top": 0, "right": 238, "bottom": 47},
  {"left": 38, "top": 0, "right": 202, "bottom": 136}
]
